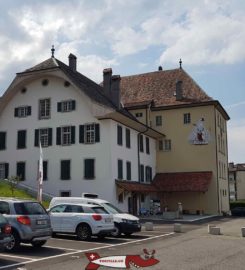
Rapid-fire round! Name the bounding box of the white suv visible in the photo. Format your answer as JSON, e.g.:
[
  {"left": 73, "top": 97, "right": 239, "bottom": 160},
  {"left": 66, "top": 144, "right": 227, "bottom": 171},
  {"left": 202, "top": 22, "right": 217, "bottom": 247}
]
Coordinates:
[
  {"left": 48, "top": 203, "right": 114, "bottom": 240},
  {"left": 49, "top": 197, "right": 141, "bottom": 237}
]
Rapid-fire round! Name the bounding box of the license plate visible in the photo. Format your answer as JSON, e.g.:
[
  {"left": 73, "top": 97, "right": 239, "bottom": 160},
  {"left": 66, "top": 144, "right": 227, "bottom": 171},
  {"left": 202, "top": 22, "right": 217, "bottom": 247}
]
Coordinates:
[
  {"left": 36, "top": 220, "right": 47, "bottom": 225},
  {"left": 105, "top": 218, "right": 112, "bottom": 223}
]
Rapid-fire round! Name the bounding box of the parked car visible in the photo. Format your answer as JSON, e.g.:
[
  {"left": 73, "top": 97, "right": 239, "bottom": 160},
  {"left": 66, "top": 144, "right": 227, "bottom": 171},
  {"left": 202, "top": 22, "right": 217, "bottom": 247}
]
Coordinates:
[
  {"left": 48, "top": 203, "right": 115, "bottom": 240},
  {"left": 49, "top": 196, "right": 141, "bottom": 237},
  {"left": 231, "top": 207, "right": 245, "bottom": 217},
  {"left": 0, "top": 214, "right": 12, "bottom": 250},
  {"left": 0, "top": 198, "right": 52, "bottom": 251}
]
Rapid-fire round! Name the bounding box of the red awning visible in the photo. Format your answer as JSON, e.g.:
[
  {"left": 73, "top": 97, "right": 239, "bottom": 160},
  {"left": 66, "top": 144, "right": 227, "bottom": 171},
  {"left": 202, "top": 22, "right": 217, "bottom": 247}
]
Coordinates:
[
  {"left": 115, "top": 180, "right": 157, "bottom": 193},
  {"left": 153, "top": 172, "right": 212, "bottom": 192}
]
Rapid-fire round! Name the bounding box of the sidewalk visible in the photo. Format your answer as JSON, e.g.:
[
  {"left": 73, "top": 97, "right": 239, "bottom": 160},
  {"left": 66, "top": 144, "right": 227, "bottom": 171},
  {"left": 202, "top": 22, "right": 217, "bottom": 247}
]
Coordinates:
[
  {"left": 140, "top": 213, "right": 220, "bottom": 224},
  {"left": 213, "top": 217, "right": 245, "bottom": 238}
]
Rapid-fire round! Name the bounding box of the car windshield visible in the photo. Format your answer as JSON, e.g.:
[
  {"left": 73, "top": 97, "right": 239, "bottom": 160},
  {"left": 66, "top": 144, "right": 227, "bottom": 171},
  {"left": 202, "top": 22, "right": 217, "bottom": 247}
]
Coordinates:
[
  {"left": 101, "top": 203, "right": 123, "bottom": 214},
  {"left": 14, "top": 202, "right": 47, "bottom": 215}
]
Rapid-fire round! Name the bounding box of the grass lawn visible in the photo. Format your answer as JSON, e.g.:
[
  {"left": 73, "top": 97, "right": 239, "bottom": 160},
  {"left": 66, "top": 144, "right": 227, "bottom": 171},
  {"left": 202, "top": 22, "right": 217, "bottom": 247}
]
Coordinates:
[{"left": 0, "top": 181, "right": 50, "bottom": 209}]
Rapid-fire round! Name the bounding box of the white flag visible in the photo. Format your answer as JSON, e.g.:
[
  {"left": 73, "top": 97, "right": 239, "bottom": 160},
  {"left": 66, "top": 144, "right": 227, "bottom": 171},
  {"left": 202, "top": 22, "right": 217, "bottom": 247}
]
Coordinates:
[{"left": 38, "top": 142, "right": 43, "bottom": 202}]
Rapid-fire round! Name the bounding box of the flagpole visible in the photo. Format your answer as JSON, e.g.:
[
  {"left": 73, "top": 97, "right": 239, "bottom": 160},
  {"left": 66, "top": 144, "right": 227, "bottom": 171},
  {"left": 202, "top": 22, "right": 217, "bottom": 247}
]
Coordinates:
[{"left": 38, "top": 141, "right": 43, "bottom": 203}]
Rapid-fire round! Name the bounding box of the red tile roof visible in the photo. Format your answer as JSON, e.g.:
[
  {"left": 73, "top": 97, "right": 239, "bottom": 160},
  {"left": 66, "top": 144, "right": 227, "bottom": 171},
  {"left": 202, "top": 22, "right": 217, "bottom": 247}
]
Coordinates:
[
  {"left": 153, "top": 172, "right": 212, "bottom": 192},
  {"left": 120, "top": 68, "right": 212, "bottom": 107},
  {"left": 115, "top": 180, "right": 157, "bottom": 193},
  {"left": 115, "top": 172, "right": 212, "bottom": 193}
]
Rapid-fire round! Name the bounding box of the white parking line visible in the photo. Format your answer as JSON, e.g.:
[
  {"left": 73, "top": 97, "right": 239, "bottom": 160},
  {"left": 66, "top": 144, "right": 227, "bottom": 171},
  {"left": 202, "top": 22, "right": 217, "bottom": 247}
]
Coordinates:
[
  {"left": 0, "top": 232, "right": 175, "bottom": 269},
  {"left": 51, "top": 238, "right": 113, "bottom": 246},
  {"left": 0, "top": 253, "right": 35, "bottom": 261},
  {"left": 49, "top": 237, "right": 78, "bottom": 242},
  {"left": 44, "top": 245, "right": 80, "bottom": 251}
]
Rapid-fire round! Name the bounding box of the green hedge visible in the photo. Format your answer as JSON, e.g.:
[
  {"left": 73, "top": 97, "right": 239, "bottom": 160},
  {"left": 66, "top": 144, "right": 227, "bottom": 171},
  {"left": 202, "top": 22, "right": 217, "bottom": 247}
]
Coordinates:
[{"left": 230, "top": 201, "right": 245, "bottom": 209}]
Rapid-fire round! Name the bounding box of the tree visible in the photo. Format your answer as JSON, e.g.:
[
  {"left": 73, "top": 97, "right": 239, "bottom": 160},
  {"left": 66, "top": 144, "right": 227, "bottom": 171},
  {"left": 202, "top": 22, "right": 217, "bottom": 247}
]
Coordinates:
[{"left": 8, "top": 176, "right": 20, "bottom": 196}]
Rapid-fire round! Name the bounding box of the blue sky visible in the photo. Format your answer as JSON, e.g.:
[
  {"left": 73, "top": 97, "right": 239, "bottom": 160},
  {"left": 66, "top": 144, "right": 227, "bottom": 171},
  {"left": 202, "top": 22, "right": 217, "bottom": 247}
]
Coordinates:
[{"left": 0, "top": 0, "right": 244, "bottom": 163}]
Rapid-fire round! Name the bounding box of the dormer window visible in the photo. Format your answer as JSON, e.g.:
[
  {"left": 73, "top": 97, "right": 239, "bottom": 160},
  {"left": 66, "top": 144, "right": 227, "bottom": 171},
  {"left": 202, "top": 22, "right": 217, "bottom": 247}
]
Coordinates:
[
  {"left": 135, "top": 112, "right": 143, "bottom": 118},
  {"left": 57, "top": 100, "right": 76, "bottom": 112},
  {"left": 39, "top": 98, "right": 51, "bottom": 119},
  {"left": 14, "top": 106, "right": 31, "bottom": 118}
]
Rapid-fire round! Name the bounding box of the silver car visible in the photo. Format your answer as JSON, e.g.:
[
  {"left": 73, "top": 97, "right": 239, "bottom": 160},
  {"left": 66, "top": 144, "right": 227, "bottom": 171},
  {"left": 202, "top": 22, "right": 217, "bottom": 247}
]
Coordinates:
[
  {"left": 0, "top": 198, "right": 52, "bottom": 251},
  {"left": 0, "top": 214, "right": 12, "bottom": 250}
]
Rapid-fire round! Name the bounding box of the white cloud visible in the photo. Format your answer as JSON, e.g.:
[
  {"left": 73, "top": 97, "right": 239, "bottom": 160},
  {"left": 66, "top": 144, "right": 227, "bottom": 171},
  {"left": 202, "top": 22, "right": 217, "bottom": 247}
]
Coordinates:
[
  {"left": 226, "top": 101, "right": 245, "bottom": 110},
  {"left": 226, "top": 102, "right": 245, "bottom": 163},
  {"left": 76, "top": 54, "right": 118, "bottom": 83},
  {"left": 228, "top": 122, "right": 245, "bottom": 163}
]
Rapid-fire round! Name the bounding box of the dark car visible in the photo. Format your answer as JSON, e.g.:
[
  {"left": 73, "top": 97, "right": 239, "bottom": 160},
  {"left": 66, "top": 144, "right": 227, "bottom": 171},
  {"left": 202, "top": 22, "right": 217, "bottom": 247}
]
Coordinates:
[
  {"left": 0, "top": 214, "right": 12, "bottom": 250},
  {"left": 0, "top": 198, "right": 52, "bottom": 251},
  {"left": 231, "top": 207, "right": 245, "bottom": 217}
]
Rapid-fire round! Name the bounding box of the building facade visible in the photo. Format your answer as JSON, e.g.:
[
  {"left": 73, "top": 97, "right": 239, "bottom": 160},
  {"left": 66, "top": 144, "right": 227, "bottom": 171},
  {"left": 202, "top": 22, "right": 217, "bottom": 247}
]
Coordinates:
[
  {"left": 229, "top": 163, "right": 245, "bottom": 201},
  {"left": 120, "top": 66, "right": 230, "bottom": 214},
  {"left": 0, "top": 54, "right": 161, "bottom": 214},
  {"left": 0, "top": 52, "right": 230, "bottom": 215}
]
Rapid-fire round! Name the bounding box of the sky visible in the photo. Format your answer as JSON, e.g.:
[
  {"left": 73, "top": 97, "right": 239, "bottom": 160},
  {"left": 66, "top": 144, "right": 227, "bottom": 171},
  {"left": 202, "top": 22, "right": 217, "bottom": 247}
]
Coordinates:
[{"left": 0, "top": 0, "right": 244, "bottom": 163}]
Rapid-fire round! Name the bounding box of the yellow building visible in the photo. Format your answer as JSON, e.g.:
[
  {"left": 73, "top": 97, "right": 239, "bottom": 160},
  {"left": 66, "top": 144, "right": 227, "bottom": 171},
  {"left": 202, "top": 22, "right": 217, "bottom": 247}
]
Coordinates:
[{"left": 120, "top": 65, "right": 230, "bottom": 215}]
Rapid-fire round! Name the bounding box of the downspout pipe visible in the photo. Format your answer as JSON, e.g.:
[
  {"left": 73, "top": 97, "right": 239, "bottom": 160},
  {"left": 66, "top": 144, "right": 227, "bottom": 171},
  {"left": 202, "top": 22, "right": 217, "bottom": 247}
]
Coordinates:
[
  {"left": 214, "top": 107, "right": 220, "bottom": 214},
  {"left": 137, "top": 126, "right": 149, "bottom": 214}
]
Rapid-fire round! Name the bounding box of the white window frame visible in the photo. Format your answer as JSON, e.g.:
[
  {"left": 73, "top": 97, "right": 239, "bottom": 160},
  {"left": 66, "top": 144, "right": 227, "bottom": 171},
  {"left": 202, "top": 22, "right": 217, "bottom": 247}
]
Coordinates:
[
  {"left": 61, "top": 126, "right": 71, "bottom": 146},
  {"left": 39, "top": 128, "right": 49, "bottom": 147},
  {"left": 156, "top": 115, "right": 162, "bottom": 126},
  {"left": 135, "top": 112, "right": 143, "bottom": 118},
  {"left": 18, "top": 106, "right": 28, "bottom": 117},
  {"left": 39, "top": 98, "right": 51, "bottom": 119},
  {"left": 61, "top": 100, "right": 73, "bottom": 112},
  {"left": 184, "top": 113, "right": 191, "bottom": 124},
  {"left": 85, "top": 124, "right": 95, "bottom": 144},
  {"left": 164, "top": 139, "right": 171, "bottom": 151}
]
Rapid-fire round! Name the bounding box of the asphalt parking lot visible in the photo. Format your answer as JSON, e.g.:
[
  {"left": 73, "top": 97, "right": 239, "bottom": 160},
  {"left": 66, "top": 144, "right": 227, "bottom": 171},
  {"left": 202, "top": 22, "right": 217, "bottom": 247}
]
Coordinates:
[{"left": 0, "top": 224, "right": 177, "bottom": 269}]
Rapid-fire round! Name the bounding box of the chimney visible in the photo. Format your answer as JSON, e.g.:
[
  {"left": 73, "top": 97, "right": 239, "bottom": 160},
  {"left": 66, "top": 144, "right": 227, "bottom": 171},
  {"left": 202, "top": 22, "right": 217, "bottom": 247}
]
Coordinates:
[
  {"left": 176, "top": 80, "right": 183, "bottom": 101},
  {"left": 111, "top": 75, "right": 121, "bottom": 108},
  {"left": 103, "top": 68, "right": 112, "bottom": 99},
  {"left": 68, "top": 53, "right": 77, "bottom": 72}
]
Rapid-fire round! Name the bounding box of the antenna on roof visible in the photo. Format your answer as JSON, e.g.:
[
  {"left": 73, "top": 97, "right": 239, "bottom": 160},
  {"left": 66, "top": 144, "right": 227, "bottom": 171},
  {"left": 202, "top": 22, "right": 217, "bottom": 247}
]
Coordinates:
[
  {"left": 51, "top": 45, "right": 55, "bottom": 58},
  {"left": 179, "top": 58, "right": 182, "bottom": 69}
]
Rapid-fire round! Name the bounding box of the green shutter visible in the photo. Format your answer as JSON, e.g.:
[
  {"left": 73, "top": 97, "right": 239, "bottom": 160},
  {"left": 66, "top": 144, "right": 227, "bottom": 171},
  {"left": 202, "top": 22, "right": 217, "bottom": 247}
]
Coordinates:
[
  {"left": 56, "top": 127, "right": 61, "bottom": 145},
  {"left": 95, "top": 124, "right": 100, "bottom": 142}
]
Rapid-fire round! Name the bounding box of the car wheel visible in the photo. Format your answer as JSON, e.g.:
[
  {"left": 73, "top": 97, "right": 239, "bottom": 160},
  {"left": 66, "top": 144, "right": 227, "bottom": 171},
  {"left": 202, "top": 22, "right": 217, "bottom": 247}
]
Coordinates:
[
  {"left": 5, "top": 231, "right": 20, "bottom": 252},
  {"left": 52, "top": 232, "right": 57, "bottom": 238},
  {"left": 31, "top": 240, "right": 47, "bottom": 248},
  {"left": 124, "top": 232, "right": 132, "bottom": 237},
  {"left": 76, "top": 224, "right": 92, "bottom": 241},
  {"left": 111, "top": 224, "right": 121, "bottom": 237}
]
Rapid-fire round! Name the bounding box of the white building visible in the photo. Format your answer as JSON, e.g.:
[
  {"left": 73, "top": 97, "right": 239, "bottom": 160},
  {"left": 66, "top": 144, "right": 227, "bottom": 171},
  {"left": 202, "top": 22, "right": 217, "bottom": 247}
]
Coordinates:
[{"left": 0, "top": 52, "right": 163, "bottom": 214}]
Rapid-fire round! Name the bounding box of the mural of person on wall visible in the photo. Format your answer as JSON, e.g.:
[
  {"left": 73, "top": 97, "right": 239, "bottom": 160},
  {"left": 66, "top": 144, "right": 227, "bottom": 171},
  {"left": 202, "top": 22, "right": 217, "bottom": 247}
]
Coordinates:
[{"left": 188, "top": 118, "right": 211, "bottom": 145}]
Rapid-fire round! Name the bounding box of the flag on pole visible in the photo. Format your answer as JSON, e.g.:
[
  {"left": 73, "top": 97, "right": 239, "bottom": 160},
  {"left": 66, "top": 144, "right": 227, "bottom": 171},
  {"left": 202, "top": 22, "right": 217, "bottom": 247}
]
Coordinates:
[{"left": 37, "top": 141, "right": 43, "bottom": 202}]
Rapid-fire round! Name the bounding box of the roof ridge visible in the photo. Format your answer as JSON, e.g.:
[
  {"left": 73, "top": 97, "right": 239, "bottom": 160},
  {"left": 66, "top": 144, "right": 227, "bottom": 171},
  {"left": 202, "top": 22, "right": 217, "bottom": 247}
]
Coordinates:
[{"left": 121, "top": 68, "right": 181, "bottom": 78}]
